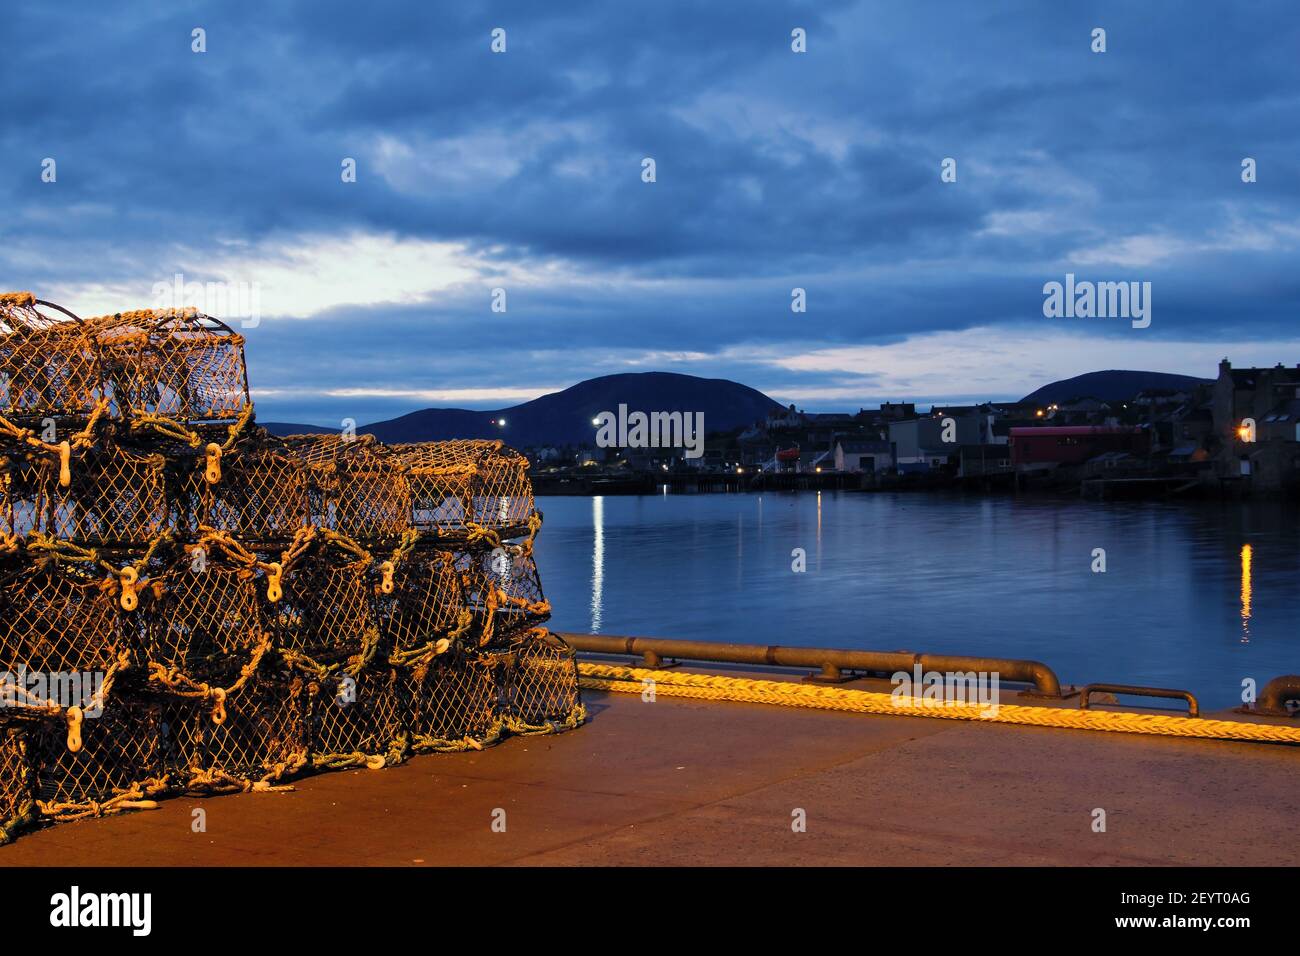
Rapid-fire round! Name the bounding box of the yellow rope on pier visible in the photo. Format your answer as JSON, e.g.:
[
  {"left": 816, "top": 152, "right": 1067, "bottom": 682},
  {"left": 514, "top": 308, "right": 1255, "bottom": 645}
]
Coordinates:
[{"left": 577, "top": 663, "right": 1300, "bottom": 745}]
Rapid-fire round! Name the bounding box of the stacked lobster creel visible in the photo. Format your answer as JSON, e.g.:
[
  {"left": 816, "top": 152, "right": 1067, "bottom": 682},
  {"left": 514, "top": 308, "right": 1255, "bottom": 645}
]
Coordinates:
[
  {"left": 0, "top": 296, "right": 274, "bottom": 840},
  {"left": 389, "top": 439, "right": 583, "bottom": 755},
  {"left": 277, "top": 434, "right": 585, "bottom": 768},
  {"left": 0, "top": 296, "right": 176, "bottom": 841},
  {"left": 0, "top": 292, "right": 583, "bottom": 845}
]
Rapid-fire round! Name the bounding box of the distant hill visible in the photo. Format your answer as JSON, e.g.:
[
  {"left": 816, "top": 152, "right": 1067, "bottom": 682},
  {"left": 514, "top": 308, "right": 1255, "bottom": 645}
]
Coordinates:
[
  {"left": 1020, "top": 370, "right": 1210, "bottom": 406},
  {"left": 263, "top": 372, "right": 783, "bottom": 446},
  {"left": 260, "top": 422, "right": 335, "bottom": 436}
]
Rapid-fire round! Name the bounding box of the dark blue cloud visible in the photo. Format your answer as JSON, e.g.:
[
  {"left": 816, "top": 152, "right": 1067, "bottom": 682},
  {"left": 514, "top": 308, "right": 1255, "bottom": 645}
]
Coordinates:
[{"left": 2, "top": 0, "right": 1298, "bottom": 423}]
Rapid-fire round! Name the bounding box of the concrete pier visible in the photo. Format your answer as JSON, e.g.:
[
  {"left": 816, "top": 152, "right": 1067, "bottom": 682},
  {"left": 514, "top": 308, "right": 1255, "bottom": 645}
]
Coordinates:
[{"left": 2, "top": 667, "right": 1298, "bottom": 866}]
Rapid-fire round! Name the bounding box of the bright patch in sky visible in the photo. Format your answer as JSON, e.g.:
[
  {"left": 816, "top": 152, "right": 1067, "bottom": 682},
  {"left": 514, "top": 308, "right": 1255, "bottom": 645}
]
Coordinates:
[
  {"left": 52, "top": 233, "right": 488, "bottom": 320},
  {"left": 737, "top": 329, "right": 1300, "bottom": 405}
]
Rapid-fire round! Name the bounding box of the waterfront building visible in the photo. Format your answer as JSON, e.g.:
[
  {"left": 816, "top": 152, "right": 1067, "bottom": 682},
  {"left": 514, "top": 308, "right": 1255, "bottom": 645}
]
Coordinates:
[
  {"left": 889, "top": 411, "right": 994, "bottom": 470},
  {"left": 1213, "top": 359, "right": 1300, "bottom": 487},
  {"left": 1008, "top": 425, "right": 1150, "bottom": 468},
  {"left": 834, "top": 439, "right": 893, "bottom": 473}
]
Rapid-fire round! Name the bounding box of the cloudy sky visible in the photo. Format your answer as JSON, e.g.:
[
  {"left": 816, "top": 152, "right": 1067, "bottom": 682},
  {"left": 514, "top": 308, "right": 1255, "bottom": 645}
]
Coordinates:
[{"left": 3, "top": 1, "right": 1298, "bottom": 425}]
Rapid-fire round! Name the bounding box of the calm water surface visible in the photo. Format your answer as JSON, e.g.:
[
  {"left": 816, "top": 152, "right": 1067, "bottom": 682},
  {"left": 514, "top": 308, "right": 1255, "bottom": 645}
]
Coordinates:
[{"left": 532, "top": 491, "right": 1300, "bottom": 710}]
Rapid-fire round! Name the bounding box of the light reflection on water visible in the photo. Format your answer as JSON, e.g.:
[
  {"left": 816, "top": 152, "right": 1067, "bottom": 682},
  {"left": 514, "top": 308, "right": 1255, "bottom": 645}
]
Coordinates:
[
  {"left": 534, "top": 491, "right": 1300, "bottom": 710},
  {"left": 590, "top": 495, "right": 604, "bottom": 633},
  {"left": 1240, "top": 543, "right": 1252, "bottom": 645}
]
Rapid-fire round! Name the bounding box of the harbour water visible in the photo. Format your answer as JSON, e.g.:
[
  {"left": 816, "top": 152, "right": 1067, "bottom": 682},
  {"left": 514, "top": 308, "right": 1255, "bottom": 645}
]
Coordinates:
[{"left": 533, "top": 491, "right": 1300, "bottom": 710}]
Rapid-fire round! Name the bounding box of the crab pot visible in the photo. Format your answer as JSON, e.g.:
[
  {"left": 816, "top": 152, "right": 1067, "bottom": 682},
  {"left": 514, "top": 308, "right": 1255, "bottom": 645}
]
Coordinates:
[
  {"left": 276, "top": 549, "right": 377, "bottom": 662},
  {"left": 0, "top": 561, "right": 128, "bottom": 678},
  {"left": 402, "top": 652, "right": 499, "bottom": 751},
  {"left": 142, "top": 552, "right": 270, "bottom": 681},
  {"left": 48, "top": 445, "right": 169, "bottom": 545},
  {"left": 0, "top": 294, "right": 102, "bottom": 423},
  {"left": 90, "top": 309, "right": 249, "bottom": 424},
  {"left": 88, "top": 312, "right": 152, "bottom": 420},
  {"left": 1, "top": 445, "right": 168, "bottom": 545},
  {"left": 392, "top": 440, "right": 480, "bottom": 532},
  {"left": 327, "top": 460, "right": 410, "bottom": 538},
  {"left": 29, "top": 699, "right": 165, "bottom": 816},
  {"left": 310, "top": 665, "right": 405, "bottom": 767},
  {"left": 393, "top": 440, "right": 536, "bottom": 533},
  {"left": 159, "top": 668, "right": 309, "bottom": 790},
  {"left": 471, "top": 444, "right": 535, "bottom": 529},
  {"left": 378, "top": 550, "right": 468, "bottom": 658},
  {"left": 187, "top": 445, "right": 310, "bottom": 542},
  {"left": 461, "top": 542, "right": 550, "bottom": 644},
  {"left": 150, "top": 310, "right": 250, "bottom": 422},
  {"left": 501, "top": 632, "right": 582, "bottom": 728},
  {"left": 279, "top": 435, "right": 411, "bottom": 539}
]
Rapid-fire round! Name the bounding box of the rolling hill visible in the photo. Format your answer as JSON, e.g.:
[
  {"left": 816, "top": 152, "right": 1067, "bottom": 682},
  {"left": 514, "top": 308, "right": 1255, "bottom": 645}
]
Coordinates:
[
  {"left": 1019, "top": 369, "right": 1209, "bottom": 406},
  {"left": 263, "top": 372, "right": 784, "bottom": 446},
  {"left": 262, "top": 367, "right": 1215, "bottom": 446}
]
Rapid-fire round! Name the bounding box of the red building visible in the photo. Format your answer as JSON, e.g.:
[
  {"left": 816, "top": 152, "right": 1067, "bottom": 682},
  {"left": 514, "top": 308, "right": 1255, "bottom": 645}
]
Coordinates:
[{"left": 1009, "top": 426, "right": 1149, "bottom": 467}]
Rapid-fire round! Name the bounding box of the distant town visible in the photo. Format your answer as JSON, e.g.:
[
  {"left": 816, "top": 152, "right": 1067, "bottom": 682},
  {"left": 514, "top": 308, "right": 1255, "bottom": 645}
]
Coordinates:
[{"left": 527, "top": 359, "right": 1300, "bottom": 498}]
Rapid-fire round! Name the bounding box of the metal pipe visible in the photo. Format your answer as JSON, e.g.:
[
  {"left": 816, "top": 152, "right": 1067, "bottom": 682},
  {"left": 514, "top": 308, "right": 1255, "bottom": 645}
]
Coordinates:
[
  {"left": 1256, "top": 674, "right": 1300, "bottom": 716},
  {"left": 1079, "top": 683, "right": 1198, "bottom": 717},
  {"left": 558, "top": 632, "right": 1063, "bottom": 698}
]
